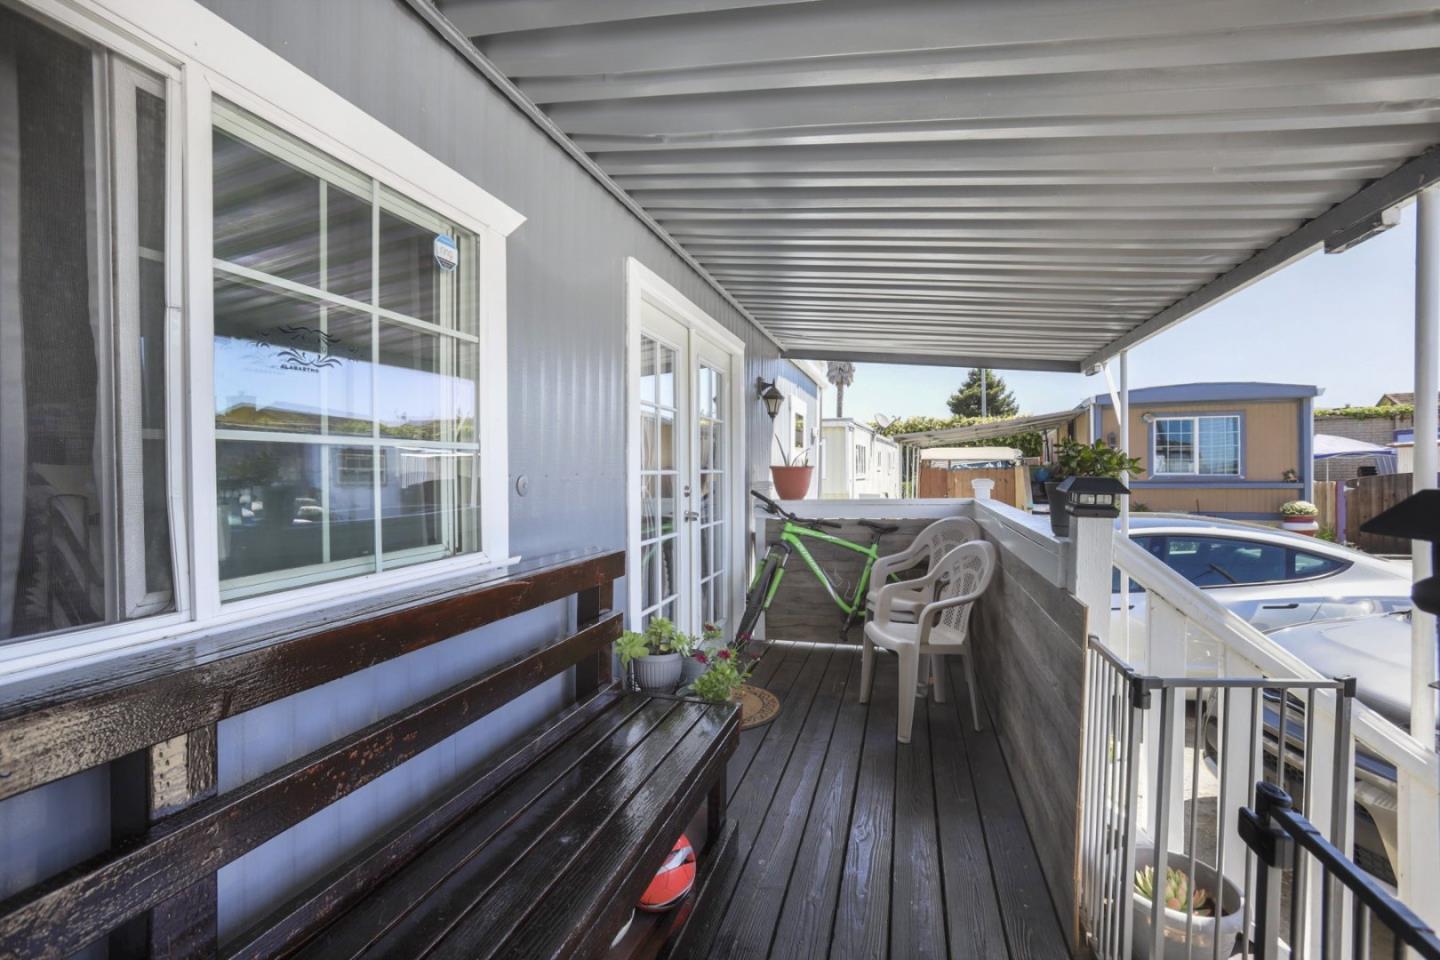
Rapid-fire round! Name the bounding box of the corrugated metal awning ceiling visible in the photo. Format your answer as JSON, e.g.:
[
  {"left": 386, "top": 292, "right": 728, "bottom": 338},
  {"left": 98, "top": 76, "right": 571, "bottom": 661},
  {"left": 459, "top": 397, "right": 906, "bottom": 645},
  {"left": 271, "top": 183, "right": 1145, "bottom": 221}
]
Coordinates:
[{"left": 433, "top": 0, "right": 1440, "bottom": 372}]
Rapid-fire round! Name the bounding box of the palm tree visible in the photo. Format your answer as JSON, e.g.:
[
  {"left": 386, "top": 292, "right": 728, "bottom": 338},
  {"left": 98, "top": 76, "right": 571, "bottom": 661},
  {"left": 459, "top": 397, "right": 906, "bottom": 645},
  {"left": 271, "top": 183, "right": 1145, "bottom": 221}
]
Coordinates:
[{"left": 826, "top": 361, "right": 855, "bottom": 418}]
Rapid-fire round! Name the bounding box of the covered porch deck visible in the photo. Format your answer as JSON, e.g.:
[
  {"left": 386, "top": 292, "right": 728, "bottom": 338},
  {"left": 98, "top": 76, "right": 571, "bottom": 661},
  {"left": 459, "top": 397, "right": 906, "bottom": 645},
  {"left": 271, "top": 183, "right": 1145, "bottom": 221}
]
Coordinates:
[{"left": 685, "top": 637, "right": 1066, "bottom": 960}]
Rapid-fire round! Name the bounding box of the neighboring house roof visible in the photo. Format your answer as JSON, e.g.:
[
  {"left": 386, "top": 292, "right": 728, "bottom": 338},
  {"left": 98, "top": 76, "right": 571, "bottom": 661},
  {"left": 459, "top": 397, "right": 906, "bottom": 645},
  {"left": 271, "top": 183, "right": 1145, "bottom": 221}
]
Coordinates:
[
  {"left": 1373, "top": 391, "right": 1439, "bottom": 406},
  {"left": 1088, "top": 381, "right": 1321, "bottom": 407}
]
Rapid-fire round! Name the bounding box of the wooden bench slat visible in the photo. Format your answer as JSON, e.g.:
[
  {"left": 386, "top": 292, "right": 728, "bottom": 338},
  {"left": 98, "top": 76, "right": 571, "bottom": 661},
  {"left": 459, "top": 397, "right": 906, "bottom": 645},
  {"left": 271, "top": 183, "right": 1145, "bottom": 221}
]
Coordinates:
[
  {"left": 297, "top": 694, "right": 675, "bottom": 959},
  {"left": 226, "top": 685, "right": 626, "bottom": 960},
  {"left": 498, "top": 703, "right": 739, "bottom": 960},
  {"left": 0, "top": 613, "right": 621, "bottom": 960},
  {"left": 414, "top": 701, "right": 716, "bottom": 959}
]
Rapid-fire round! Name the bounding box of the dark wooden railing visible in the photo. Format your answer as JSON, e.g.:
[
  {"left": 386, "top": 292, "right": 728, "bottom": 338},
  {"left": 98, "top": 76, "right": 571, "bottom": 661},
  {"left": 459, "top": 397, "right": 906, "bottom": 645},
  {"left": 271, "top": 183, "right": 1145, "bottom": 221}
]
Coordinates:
[{"left": 0, "top": 549, "right": 624, "bottom": 960}]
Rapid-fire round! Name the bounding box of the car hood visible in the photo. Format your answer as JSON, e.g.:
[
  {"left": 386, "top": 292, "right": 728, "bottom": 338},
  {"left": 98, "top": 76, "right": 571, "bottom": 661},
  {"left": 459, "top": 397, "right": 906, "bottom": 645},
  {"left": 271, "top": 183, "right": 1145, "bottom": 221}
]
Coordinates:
[{"left": 1265, "top": 614, "right": 1419, "bottom": 727}]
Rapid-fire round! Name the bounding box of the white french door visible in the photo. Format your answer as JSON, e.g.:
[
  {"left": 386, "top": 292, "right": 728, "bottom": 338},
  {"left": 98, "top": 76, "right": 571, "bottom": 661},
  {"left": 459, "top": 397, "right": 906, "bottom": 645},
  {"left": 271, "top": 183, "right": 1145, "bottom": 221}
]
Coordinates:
[{"left": 634, "top": 295, "right": 739, "bottom": 637}]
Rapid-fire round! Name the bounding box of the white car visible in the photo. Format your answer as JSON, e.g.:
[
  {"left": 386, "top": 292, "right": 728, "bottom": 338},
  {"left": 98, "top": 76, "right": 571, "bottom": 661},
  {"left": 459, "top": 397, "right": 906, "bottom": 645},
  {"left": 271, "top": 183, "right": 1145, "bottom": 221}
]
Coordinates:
[{"left": 1110, "top": 515, "right": 1413, "bottom": 673}]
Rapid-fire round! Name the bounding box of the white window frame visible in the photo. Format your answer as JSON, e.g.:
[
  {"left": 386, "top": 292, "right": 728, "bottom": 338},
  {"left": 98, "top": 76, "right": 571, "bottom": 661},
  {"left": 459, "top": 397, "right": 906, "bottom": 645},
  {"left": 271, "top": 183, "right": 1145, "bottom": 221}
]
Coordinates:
[
  {"left": 1151, "top": 414, "right": 1242, "bottom": 478},
  {"left": 0, "top": 0, "right": 522, "bottom": 675}
]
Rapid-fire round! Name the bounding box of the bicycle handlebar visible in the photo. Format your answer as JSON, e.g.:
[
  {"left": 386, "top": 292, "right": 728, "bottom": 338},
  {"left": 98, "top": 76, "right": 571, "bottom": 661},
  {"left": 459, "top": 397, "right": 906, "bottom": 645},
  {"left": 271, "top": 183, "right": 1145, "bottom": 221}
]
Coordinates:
[{"left": 749, "top": 490, "right": 842, "bottom": 529}]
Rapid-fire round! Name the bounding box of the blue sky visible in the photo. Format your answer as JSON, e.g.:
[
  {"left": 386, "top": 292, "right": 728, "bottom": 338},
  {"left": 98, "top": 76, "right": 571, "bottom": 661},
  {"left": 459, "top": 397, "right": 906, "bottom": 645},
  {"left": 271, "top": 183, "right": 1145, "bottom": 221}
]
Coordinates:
[{"left": 830, "top": 206, "right": 1420, "bottom": 422}]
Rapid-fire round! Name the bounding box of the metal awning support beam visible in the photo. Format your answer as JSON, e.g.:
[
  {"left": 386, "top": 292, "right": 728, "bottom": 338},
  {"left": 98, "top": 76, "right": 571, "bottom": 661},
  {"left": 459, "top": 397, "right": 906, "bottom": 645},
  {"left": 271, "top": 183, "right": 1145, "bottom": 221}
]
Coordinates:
[
  {"left": 1084, "top": 147, "right": 1440, "bottom": 370},
  {"left": 782, "top": 348, "right": 1080, "bottom": 372}
]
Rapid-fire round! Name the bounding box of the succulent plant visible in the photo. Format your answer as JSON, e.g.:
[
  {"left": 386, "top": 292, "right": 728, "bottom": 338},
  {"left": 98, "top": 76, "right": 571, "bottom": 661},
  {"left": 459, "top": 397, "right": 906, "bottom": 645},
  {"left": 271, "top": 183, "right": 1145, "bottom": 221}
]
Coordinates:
[{"left": 1135, "top": 865, "right": 1213, "bottom": 917}]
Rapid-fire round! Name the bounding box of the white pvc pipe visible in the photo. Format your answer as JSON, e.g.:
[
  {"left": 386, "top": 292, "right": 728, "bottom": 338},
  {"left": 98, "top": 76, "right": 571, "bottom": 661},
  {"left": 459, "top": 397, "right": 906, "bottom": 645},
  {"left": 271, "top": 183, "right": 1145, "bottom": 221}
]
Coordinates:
[
  {"left": 1119, "top": 351, "right": 1132, "bottom": 658},
  {"left": 1414, "top": 187, "right": 1438, "bottom": 740}
]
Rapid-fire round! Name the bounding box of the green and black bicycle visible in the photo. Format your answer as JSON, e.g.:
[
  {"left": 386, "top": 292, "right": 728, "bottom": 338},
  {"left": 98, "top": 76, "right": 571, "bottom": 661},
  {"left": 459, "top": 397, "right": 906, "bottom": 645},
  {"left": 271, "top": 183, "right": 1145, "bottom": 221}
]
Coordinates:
[{"left": 737, "top": 490, "right": 898, "bottom": 645}]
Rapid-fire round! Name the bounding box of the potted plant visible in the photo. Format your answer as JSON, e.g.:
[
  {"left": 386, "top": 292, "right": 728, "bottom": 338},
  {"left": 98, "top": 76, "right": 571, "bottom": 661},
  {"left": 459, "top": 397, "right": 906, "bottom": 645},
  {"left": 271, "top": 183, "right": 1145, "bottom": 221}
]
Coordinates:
[
  {"left": 690, "top": 647, "right": 751, "bottom": 704},
  {"left": 1044, "top": 439, "right": 1143, "bottom": 537},
  {"left": 1131, "top": 852, "right": 1243, "bottom": 960},
  {"left": 770, "top": 435, "right": 814, "bottom": 500},
  {"left": 681, "top": 623, "right": 722, "bottom": 686},
  {"left": 615, "top": 616, "right": 686, "bottom": 691},
  {"left": 1280, "top": 499, "right": 1320, "bottom": 535}
]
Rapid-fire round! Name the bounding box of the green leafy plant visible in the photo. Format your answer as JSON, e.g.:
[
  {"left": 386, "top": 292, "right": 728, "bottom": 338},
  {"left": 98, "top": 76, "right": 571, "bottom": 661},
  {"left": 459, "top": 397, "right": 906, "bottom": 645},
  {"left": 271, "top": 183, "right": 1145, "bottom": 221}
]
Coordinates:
[
  {"left": 1135, "top": 866, "right": 1213, "bottom": 917},
  {"left": 1053, "top": 439, "right": 1144, "bottom": 481},
  {"left": 872, "top": 413, "right": 1047, "bottom": 458},
  {"left": 1281, "top": 500, "right": 1319, "bottom": 517},
  {"left": 614, "top": 631, "right": 650, "bottom": 666},
  {"left": 1315, "top": 403, "right": 1414, "bottom": 420},
  {"left": 643, "top": 616, "right": 682, "bottom": 654},
  {"left": 1317, "top": 526, "right": 1339, "bottom": 543},
  {"left": 691, "top": 650, "right": 750, "bottom": 703},
  {"left": 774, "top": 434, "right": 813, "bottom": 468}
]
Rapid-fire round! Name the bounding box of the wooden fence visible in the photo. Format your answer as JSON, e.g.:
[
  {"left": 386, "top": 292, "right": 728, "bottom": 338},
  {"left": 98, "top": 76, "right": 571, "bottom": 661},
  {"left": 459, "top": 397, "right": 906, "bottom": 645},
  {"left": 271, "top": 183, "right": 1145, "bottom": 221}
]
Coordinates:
[
  {"left": 917, "top": 464, "right": 1030, "bottom": 509},
  {"left": 1338, "top": 472, "right": 1427, "bottom": 554}
]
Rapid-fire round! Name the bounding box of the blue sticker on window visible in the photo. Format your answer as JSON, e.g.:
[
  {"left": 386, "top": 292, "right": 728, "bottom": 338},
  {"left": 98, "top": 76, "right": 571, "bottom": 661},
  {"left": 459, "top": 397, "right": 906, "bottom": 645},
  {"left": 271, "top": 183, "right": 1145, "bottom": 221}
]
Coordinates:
[{"left": 433, "top": 234, "right": 458, "bottom": 272}]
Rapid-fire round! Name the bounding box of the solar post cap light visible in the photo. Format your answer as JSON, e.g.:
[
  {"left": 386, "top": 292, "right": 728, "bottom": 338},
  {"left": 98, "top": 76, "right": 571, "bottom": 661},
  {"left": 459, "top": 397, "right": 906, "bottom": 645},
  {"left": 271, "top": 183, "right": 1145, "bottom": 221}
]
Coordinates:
[
  {"left": 1361, "top": 489, "right": 1440, "bottom": 615},
  {"left": 1057, "top": 476, "right": 1131, "bottom": 519}
]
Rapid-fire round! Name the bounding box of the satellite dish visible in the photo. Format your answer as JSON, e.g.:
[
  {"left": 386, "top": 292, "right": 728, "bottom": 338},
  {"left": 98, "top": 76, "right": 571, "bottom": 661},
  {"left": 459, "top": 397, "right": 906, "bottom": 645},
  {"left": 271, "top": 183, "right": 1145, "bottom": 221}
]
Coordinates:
[{"left": 873, "top": 413, "right": 894, "bottom": 428}]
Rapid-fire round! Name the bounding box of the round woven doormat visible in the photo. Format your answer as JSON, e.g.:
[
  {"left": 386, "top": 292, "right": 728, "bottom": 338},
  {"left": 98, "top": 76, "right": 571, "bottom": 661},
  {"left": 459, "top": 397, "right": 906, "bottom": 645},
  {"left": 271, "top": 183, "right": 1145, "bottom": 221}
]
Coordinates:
[{"left": 734, "top": 684, "right": 780, "bottom": 730}]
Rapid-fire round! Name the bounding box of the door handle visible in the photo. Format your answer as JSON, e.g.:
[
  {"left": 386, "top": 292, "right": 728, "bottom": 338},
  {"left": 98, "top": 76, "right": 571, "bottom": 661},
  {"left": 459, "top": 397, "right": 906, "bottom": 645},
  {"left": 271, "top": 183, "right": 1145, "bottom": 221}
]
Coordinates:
[
  {"left": 684, "top": 511, "right": 700, "bottom": 522},
  {"left": 1261, "top": 602, "right": 1300, "bottom": 610}
]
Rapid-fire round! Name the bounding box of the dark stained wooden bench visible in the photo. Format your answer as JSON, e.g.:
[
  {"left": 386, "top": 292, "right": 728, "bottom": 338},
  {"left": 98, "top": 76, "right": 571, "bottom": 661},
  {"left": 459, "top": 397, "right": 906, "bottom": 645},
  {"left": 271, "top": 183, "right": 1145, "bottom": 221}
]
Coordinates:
[{"left": 0, "top": 549, "right": 739, "bottom": 960}]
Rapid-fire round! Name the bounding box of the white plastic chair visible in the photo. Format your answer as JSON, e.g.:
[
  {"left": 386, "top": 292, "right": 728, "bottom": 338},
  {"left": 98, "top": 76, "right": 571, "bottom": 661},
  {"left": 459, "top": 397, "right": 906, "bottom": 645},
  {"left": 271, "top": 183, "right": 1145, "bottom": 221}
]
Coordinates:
[
  {"left": 861, "top": 540, "right": 997, "bottom": 743},
  {"left": 865, "top": 516, "right": 980, "bottom": 623}
]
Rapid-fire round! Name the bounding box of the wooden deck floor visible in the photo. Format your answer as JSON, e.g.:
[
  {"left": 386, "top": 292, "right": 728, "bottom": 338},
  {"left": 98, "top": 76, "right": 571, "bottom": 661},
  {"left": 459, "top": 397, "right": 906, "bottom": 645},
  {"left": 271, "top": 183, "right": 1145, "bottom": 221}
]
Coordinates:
[{"left": 691, "top": 638, "right": 1070, "bottom": 960}]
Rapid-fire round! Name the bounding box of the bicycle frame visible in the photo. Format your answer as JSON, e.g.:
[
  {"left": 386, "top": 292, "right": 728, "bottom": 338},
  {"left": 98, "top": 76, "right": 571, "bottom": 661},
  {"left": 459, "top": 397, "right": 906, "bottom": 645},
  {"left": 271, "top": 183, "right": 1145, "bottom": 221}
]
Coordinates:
[{"left": 756, "top": 520, "right": 882, "bottom": 618}]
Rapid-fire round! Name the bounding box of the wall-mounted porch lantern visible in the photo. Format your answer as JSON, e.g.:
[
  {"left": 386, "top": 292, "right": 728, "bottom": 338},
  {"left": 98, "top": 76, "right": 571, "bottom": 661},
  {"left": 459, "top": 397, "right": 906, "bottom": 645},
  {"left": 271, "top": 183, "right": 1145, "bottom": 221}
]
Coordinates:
[
  {"left": 755, "top": 379, "right": 785, "bottom": 420},
  {"left": 1057, "top": 476, "right": 1130, "bottom": 518}
]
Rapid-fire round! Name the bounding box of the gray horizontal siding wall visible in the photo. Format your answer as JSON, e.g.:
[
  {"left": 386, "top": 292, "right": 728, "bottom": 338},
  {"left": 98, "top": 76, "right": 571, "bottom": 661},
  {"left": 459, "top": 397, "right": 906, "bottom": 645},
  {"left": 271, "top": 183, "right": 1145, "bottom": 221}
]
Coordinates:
[{"left": 0, "top": 0, "right": 783, "bottom": 942}]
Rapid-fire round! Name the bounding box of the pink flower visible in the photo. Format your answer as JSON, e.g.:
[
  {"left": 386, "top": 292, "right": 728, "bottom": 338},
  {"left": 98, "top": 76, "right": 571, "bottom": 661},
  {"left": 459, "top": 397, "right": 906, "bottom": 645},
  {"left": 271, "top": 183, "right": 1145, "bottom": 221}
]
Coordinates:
[
  {"left": 694, "top": 652, "right": 709, "bottom": 665},
  {"left": 717, "top": 649, "right": 732, "bottom": 661}
]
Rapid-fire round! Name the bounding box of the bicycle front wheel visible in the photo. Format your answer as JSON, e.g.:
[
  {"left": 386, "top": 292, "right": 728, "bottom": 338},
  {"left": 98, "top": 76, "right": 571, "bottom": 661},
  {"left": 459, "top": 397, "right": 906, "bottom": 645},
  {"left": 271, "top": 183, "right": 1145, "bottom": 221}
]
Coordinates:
[{"left": 735, "top": 550, "right": 782, "bottom": 647}]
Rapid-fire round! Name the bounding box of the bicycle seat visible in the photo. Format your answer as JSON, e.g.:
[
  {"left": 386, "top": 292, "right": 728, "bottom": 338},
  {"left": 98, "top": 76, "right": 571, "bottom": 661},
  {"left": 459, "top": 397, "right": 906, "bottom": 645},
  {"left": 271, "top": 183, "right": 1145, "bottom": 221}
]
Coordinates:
[{"left": 858, "top": 520, "right": 899, "bottom": 535}]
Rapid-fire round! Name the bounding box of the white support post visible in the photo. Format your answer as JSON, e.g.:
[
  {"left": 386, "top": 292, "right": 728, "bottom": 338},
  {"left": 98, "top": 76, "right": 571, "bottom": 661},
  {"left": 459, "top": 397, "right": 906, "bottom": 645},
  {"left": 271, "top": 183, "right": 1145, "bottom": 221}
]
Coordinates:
[
  {"left": 1404, "top": 184, "right": 1440, "bottom": 926},
  {"left": 1413, "top": 186, "right": 1438, "bottom": 741},
  {"left": 1144, "top": 595, "right": 1187, "bottom": 837},
  {"left": 1068, "top": 515, "right": 1116, "bottom": 650},
  {"left": 1119, "top": 352, "right": 1132, "bottom": 659}
]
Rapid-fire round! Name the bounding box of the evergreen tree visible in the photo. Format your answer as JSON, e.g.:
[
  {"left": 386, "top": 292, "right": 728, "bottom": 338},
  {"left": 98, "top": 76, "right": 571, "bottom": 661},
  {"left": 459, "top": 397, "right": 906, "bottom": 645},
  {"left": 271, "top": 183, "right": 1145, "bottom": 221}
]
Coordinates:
[{"left": 947, "top": 368, "right": 1018, "bottom": 418}]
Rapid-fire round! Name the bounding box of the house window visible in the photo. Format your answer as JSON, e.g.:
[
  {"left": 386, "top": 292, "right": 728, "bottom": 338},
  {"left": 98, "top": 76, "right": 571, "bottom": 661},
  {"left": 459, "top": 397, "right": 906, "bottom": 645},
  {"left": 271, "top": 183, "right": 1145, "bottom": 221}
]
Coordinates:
[
  {"left": 212, "top": 105, "right": 482, "bottom": 600},
  {"left": 0, "top": 8, "right": 176, "bottom": 643},
  {"left": 793, "top": 409, "right": 806, "bottom": 454},
  {"left": 1153, "top": 415, "right": 1240, "bottom": 476},
  {"left": 855, "top": 443, "right": 868, "bottom": 476},
  {"left": 0, "top": 1, "right": 517, "bottom": 656}
]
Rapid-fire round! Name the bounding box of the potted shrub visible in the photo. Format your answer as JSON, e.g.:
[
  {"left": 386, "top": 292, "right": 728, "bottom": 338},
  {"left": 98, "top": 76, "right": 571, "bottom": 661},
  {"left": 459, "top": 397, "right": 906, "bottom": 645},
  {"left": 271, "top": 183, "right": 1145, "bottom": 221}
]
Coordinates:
[
  {"left": 1280, "top": 499, "right": 1320, "bottom": 535},
  {"left": 770, "top": 435, "right": 814, "bottom": 501},
  {"left": 690, "top": 647, "right": 751, "bottom": 704},
  {"left": 615, "top": 616, "right": 686, "bottom": 691},
  {"left": 1131, "top": 852, "right": 1243, "bottom": 960},
  {"left": 1044, "top": 439, "right": 1143, "bottom": 537},
  {"left": 681, "top": 623, "right": 722, "bottom": 686}
]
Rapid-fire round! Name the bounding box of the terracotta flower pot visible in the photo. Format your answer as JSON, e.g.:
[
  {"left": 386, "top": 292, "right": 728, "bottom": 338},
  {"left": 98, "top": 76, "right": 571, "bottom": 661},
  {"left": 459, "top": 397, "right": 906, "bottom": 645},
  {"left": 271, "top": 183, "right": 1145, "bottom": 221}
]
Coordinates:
[{"left": 770, "top": 465, "right": 813, "bottom": 500}]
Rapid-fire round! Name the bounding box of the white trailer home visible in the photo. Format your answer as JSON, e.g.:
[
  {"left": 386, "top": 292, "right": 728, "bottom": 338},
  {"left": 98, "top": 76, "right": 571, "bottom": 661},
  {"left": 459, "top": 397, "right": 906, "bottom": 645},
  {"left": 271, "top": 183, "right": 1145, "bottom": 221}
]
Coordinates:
[{"left": 820, "top": 419, "right": 900, "bottom": 499}]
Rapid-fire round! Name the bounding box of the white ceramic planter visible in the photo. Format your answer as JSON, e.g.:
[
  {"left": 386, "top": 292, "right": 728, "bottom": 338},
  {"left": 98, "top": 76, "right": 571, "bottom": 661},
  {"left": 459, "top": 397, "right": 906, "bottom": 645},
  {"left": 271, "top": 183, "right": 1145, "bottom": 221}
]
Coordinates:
[
  {"left": 633, "top": 652, "right": 683, "bottom": 691},
  {"left": 1281, "top": 516, "right": 1319, "bottom": 535},
  {"left": 1130, "top": 846, "right": 1244, "bottom": 960}
]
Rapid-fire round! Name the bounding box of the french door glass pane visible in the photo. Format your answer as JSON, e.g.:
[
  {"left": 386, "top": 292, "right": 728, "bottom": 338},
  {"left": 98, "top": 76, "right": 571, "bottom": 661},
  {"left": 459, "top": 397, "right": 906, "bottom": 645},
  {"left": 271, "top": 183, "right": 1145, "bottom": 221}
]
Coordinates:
[
  {"left": 638, "top": 334, "right": 681, "bottom": 623},
  {"left": 698, "top": 362, "right": 726, "bottom": 628}
]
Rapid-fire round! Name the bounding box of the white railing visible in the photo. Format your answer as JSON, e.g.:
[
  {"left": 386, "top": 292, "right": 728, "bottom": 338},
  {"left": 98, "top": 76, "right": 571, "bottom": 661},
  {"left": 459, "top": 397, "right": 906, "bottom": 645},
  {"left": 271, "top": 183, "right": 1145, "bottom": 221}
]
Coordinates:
[{"left": 1070, "top": 515, "right": 1440, "bottom": 958}]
